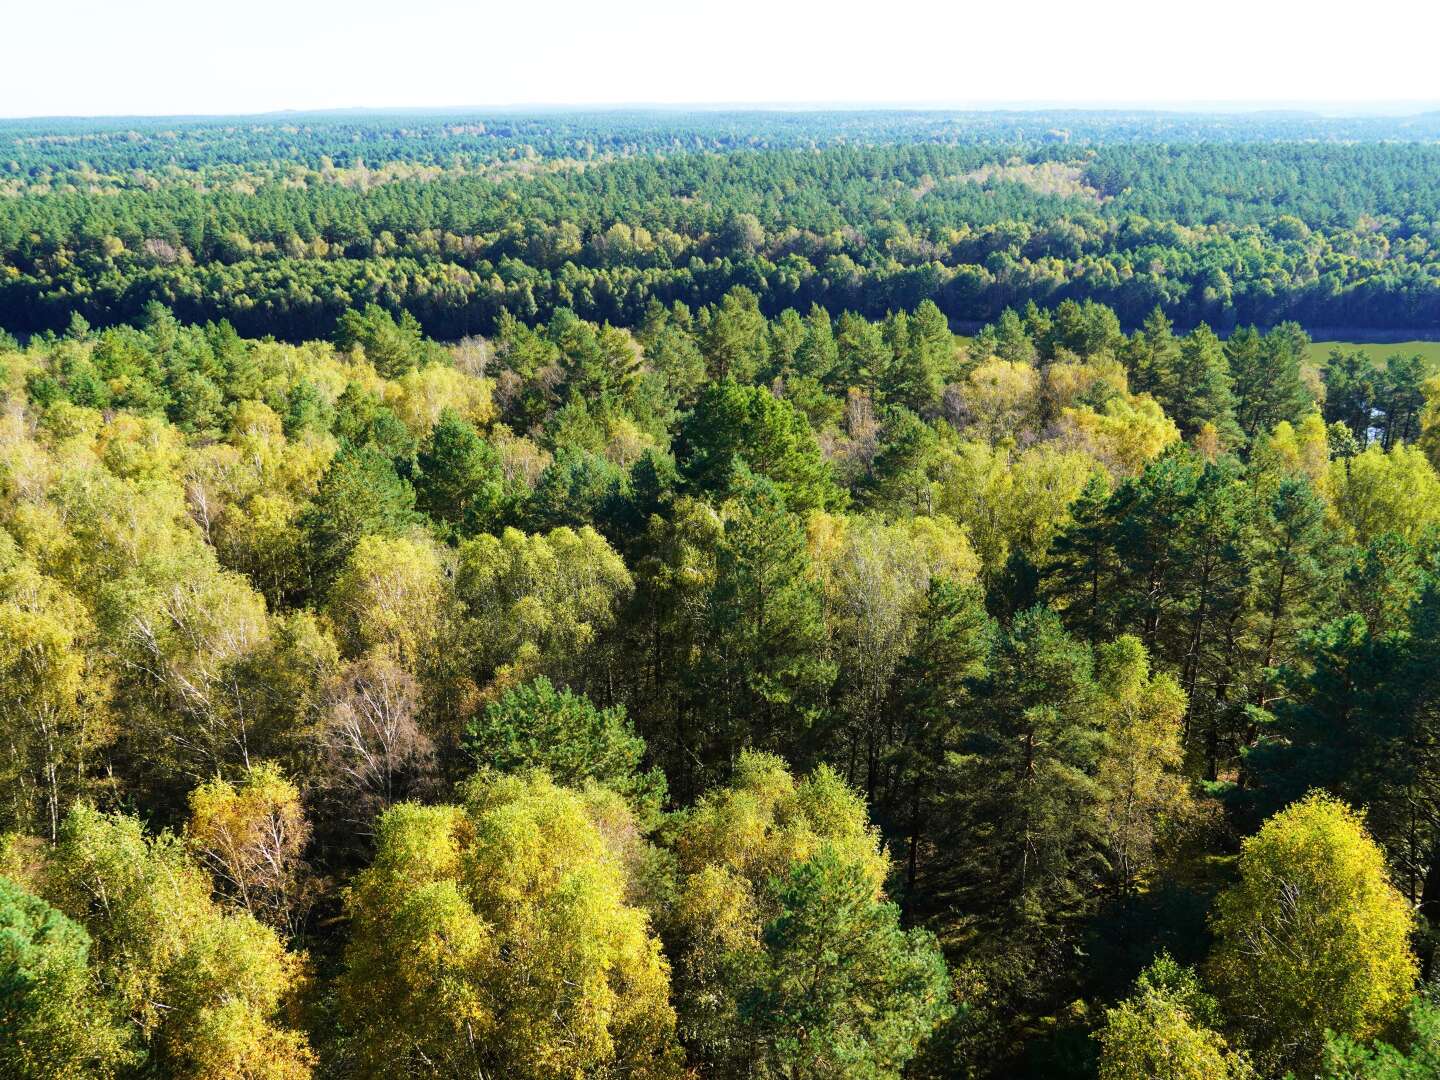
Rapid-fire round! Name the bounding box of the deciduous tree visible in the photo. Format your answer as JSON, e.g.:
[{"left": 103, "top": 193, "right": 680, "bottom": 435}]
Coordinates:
[{"left": 1209, "top": 794, "right": 1417, "bottom": 1075}]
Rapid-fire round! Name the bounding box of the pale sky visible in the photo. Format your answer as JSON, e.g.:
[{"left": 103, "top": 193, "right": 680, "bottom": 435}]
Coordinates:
[{"left": 4, "top": 0, "right": 1438, "bottom": 118}]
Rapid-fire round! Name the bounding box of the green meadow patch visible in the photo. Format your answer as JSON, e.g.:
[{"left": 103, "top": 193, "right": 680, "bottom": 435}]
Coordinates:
[{"left": 1307, "top": 339, "right": 1440, "bottom": 375}]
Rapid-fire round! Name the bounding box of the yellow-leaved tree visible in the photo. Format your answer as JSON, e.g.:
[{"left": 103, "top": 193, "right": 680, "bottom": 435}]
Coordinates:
[
  {"left": 1208, "top": 793, "right": 1417, "bottom": 1075},
  {"left": 1094, "top": 635, "right": 1192, "bottom": 895},
  {"left": 187, "top": 762, "right": 312, "bottom": 936},
  {"left": 39, "top": 805, "right": 315, "bottom": 1080},
  {"left": 665, "top": 752, "right": 951, "bottom": 1080},
  {"left": 454, "top": 525, "right": 633, "bottom": 694},
  {"left": 1328, "top": 442, "right": 1440, "bottom": 545},
  {"left": 337, "top": 770, "right": 683, "bottom": 1079},
  {"left": 1098, "top": 953, "right": 1252, "bottom": 1080},
  {"left": 326, "top": 533, "right": 448, "bottom": 667},
  {"left": 0, "top": 546, "right": 113, "bottom": 840}
]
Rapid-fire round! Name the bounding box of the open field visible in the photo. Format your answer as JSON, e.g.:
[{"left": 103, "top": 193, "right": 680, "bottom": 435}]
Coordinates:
[
  {"left": 1308, "top": 339, "right": 1440, "bottom": 374},
  {"left": 957, "top": 335, "right": 1440, "bottom": 377}
]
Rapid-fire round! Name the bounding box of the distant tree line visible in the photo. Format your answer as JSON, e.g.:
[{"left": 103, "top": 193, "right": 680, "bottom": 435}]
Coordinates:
[{"left": 2, "top": 138, "right": 1439, "bottom": 340}]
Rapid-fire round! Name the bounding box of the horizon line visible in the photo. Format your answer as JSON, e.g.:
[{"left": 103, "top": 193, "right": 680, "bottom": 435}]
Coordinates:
[{"left": 5, "top": 99, "right": 1440, "bottom": 123}]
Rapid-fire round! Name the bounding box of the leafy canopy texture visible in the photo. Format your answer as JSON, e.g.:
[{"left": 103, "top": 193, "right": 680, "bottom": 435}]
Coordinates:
[
  {"left": 665, "top": 752, "right": 951, "bottom": 1079},
  {"left": 463, "top": 676, "right": 665, "bottom": 813},
  {"left": 1208, "top": 793, "right": 1417, "bottom": 1075},
  {"left": 741, "top": 850, "right": 954, "bottom": 1080},
  {"left": 338, "top": 770, "right": 683, "bottom": 1079},
  {"left": 36, "top": 805, "right": 315, "bottom": 1080},
  {"left": 1097, "top": 953, "right": 1252, "bottom": 1080},
  {"left": 675, "top": 379, "right": 844, "bottom": 514},
  {"left": 0, "top": 875, "right": 136, "bottom": 1080},
  {"left": 1323, "top": 996, "right": 1440, "bottom": 1079}
]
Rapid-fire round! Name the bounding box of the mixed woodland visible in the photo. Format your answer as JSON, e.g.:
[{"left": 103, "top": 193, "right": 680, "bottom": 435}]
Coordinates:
[{"left": 4, "top": 111, "right": 1440, "bottom": 1079}]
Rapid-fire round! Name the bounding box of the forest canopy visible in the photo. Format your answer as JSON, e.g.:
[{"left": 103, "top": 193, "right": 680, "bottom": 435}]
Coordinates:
[
  {"left": 4, "top": 111, "right": 1440, "bottom": 340},
  {"left": 3, "top": 109, "right": 1440, "bottom": 1080}
]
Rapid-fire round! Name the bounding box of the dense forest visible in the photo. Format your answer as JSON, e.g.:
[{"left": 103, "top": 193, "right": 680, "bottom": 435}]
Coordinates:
[
  {"left": 5, "top": 110, "right": 1440, "bottom": 1080},
  {"left": 5, "top": 112, "right": 1440, "bottom": 340}
]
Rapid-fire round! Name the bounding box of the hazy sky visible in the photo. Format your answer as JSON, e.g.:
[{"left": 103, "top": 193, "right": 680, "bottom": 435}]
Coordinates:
[{"left": 5, "top": 0, "right": 1439, "bottom": 118}]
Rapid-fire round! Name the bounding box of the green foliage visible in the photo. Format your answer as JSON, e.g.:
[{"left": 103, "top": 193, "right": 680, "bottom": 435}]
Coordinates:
[
  {"left": 1209, "top": 794, "right": 1418, "bottom": 1075},
  {"left": 339, "top": 773, "right": 684, "bottom": 1079},
  {"left": 7, "top": 111, "right": 1440, "bottom": 1076},
  {"left": 699, "top": 472, "right": 835, "bottom": 767},
  {"left": 464, "top": 677, "right": 665, "bottom": 811},
  {"left": 1046, "top": 447, "right": 1271, "bottom": 777},
  {"left": 303, "top": 443, "right": 419, "bottom": 587},
  {"left": 1094, "top": 636, "right": 1191, "bottom": 894},
  {"left": 1227, "top": 323, "right": 1315, "bottom": 441},
  {"left": 1126, "top": 307, "right": 1178, "bottom": 398},
  {"left": 877, "top": 578, "right": 993, "bottom": 911},
  {"left": 1323, "top": 996, "right": 1440, "bottom": 1079},
  {"left": 414, "top": 409, "right": 507, "bottom": 538},
  {"left": 1167, "top": 325, "right": 1242, "bottom": 446},
  {"left": 0, "top": 875, "right": 136, "bottom": 1080},
  {"left": 527, "top": 445, "right": 625, "bottom": 530},
  {"left": 1247, "top": 566, "right": 1440, "bottom": 914},
  {"left": 454, "top": 524, "right": 633, "bottom": 691},
  {"left": 1097, "top": 953, "right": 1251, "bottom": 1080},
  {"left": 943, "top": 606, "right": 1106, "bottom": 934},
  {"left": 332, "top": 383, "right": 418, "bottom": 461},
  {"left": 1330, "top": 444, "right": 1440, "bottom": 546},
  {"left": 6, "top": 119, "right": 1440, "bottom": 344},
  {"left": 856, "top": 407, "right": 939, "bottom": 513},
  {"left": 676, "top": 380, "right": 843, "bottom": 513},
  {"left": 334, "top": 304, "right": 443, "bottom": 378},
  {"left": 41, "top": 805, "right": 315, "bottom": 1080},
  {"left": 700, "top": 288, "right": 770, "bottom": 383},
  {"left": 641, "top": 317, "right": 707, "bottom": 410},
  {"left": 742, "top": 850, "right": 953, "bottom": 1080},
  {"left": 665, "top": 752, "right": 947, "bottom": 1078},
  {"left": 878, "top": 301, "right": 951, "bottom": 413}
]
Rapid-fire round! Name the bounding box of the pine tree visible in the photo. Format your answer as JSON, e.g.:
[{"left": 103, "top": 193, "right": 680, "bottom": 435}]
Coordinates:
[
  {"left": 941, "top": 607, "right": 1105, "bottom": 937},
  {"left": 700, "top": 471, "right": 835, "bottom": 769},
  {"left": 836, "top": 311, "right": 894, "bottom": 393},
  {"left": 414, "top": 409, "right": 507, "bottom": 539},
  {"left": 878, "top": 303, "right": 946, "bottom": 414},
  {"left": 699, "top": 287, "right": 770, "bottom": 383},
  {"left": 1167, "top": 325, "right": 1242, "bottom": 445},
  {"left": 1164, "top": 457, "right": 1260, "bottom": 778},
  {"left": 1126, "top": 307, "right": 1179, "bottom": 398},
  {"left": 1323, "top": 348, "right": 1380, "bottom": 447},
  {"left": 743, "top": 851, "right": 953, "bottom": 1080},
  {"left": 1045, "top": 470, "right": 1117, "bottom": 644},
  {"left": 882, "top": 579, "right": 993, "bottom": 915},
  {"left": 1229, "top": 323, "right": 1314, "bottom": 441},
  {"left": 0, "top": 876, "right": 137, "bottom": 1080},
  {"left": 302, "top": 444, "right": 419, "bottom": 590},
  {"left": 794, "top": 304, "right": 839, "bottom": 382},
  {"left": 1252, "top": 475, "right": 1339, "bottom": 708},
  {"left": 675, "top": 380, "right": 843, "bottom": 513}
]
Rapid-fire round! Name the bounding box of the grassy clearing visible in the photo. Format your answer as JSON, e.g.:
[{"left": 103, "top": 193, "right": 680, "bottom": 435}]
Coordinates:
[
  {"left": 954, "top": 332, "right": 1440, "bottom": 377},
  {"left": 1307, "top": 340, "right": 1440, "bottom": 375}
]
